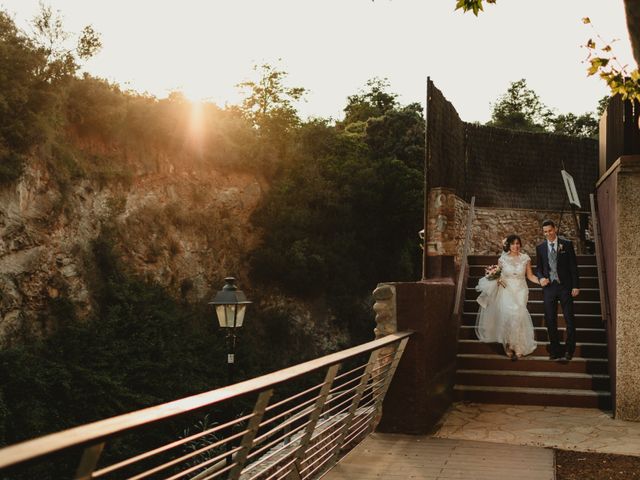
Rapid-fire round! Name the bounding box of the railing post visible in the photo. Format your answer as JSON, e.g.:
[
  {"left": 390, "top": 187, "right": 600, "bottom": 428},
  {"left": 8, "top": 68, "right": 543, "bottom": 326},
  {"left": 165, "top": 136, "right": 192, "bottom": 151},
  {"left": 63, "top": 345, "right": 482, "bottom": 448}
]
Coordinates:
[
  {"left": 227, "top": 390, "right": 273, "bottom": 480},
  {"left": 324, "top": 349, "right": 379, "bottom": 469},
  {"left": 370, "top": 337, "right": 409, "bottom": 429},
  {"left": 73, "top": 442, "right": 105, "bottom": 480},
  {"left": 287, "top": 364, "right": 340, "bottom": 480}
]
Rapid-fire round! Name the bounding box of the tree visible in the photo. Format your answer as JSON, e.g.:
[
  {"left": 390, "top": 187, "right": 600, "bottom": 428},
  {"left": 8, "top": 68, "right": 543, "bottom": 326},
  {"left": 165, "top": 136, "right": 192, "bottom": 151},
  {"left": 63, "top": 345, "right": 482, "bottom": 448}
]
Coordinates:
[
  {"left": 549, "top": 113, "right": 598, "bottom": 138},
  {"left": 487, "top": 79, "right": 553, "bottom": 132},
  {"left": 342, "top": 77, "right": 399, "bottom": 124},
  {"left": 0, "top": 6, "right": 101, "bottom": 184},
  {"left": 235, "top": 63, "right": 307, "bottom": 167},
  {"left": 30, "top": 4, "right": 102, "bottom": 84},
  {"left": 488, "top": 79, "right": 602, "bottom": 138},
  {"left": 236, "top": 63, "right": 306, "bottom": 133}
]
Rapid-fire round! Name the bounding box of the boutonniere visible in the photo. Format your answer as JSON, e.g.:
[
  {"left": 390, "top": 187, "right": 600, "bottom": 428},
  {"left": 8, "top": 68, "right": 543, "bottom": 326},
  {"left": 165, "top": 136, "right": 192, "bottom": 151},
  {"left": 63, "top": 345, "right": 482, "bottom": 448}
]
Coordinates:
[{"left": 558, "top": 243, "right": 565, "bottom": 252}]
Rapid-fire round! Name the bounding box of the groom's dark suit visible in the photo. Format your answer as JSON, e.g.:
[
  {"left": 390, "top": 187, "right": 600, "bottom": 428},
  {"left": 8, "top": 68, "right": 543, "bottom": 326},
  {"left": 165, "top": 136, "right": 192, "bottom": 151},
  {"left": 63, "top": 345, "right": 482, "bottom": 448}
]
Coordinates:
[{"left": 536, "top": 238, "right": 580, "bottom": 358}]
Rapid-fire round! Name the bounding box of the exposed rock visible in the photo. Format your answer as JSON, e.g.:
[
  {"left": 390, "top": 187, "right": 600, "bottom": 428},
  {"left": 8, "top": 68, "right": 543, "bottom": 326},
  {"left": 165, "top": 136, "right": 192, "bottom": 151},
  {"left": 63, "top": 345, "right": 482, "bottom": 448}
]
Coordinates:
[{"left": 0, "top": 157, "right": 270, "bottom": 347}]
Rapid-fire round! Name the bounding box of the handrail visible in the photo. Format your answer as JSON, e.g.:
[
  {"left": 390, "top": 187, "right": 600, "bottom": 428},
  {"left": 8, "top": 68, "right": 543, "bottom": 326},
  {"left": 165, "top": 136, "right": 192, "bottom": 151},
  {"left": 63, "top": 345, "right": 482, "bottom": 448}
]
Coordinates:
[
  {"left": 0, "top": 331, "right": 412, "bottom": 480},
  {"left": 590, "top": 194, "right": 610, "bottom": 325},
  {"left": 453, "top": 196, "right": 476, "bottom": 316}
]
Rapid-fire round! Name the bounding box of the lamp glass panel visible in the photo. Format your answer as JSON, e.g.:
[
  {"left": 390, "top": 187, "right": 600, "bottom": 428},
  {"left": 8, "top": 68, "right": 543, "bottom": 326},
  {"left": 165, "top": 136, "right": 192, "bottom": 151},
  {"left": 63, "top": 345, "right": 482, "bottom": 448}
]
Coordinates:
[
  {"left": 235, "top": 305, "right": 246, "bottom": 327},
  {"left": 215, "top": 305, "right": 237, "bottom": 328}
]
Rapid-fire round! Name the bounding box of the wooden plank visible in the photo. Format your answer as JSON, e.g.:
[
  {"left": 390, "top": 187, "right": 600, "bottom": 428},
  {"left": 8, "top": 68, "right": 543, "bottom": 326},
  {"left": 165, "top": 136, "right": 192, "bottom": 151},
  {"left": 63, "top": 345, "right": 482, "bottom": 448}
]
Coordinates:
[{"left": 324, "top": 435, "right": 554, "bottom": 480}]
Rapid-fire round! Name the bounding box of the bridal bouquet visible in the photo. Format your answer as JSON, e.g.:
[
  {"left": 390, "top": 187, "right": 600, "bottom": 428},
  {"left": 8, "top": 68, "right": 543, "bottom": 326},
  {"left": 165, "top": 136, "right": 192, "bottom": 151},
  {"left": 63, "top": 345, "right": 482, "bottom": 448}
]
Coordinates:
[
  {"left": 485, "top": 264, "right": 501, "bottom": 279},
  {"left": 485, "top": 265, "right": 505, "bottom": 287}
]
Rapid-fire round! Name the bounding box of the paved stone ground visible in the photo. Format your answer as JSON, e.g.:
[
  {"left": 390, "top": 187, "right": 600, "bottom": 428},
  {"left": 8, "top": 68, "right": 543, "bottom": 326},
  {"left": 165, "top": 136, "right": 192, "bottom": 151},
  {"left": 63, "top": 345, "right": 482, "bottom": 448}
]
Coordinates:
[
  {"left": 432, "top": 402, "right": 640, "bottom": 456},
  {"left": 324, "top": 434, "right": 554, "bottom": 480}
]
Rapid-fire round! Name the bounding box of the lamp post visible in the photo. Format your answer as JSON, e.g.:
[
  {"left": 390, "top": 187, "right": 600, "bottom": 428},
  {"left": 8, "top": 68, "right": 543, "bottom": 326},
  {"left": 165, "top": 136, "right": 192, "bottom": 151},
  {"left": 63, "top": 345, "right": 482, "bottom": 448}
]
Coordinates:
[
  {"left": 209, "top": 277, "right": 252, "bottom": 386},
  {"left": 209, "top": 277, "right": 251, "bottom": 468}
]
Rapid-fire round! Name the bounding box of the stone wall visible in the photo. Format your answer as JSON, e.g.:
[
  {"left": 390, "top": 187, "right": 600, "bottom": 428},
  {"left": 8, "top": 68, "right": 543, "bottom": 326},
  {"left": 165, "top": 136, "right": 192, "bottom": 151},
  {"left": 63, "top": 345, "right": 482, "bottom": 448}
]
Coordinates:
[{"left": 425, "top": 187, "right": 589, "bottom": 262}]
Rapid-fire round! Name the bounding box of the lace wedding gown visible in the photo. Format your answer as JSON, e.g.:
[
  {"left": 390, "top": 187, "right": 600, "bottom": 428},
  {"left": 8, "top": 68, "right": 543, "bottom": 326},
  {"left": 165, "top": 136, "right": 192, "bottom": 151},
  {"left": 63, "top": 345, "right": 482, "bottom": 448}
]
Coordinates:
[{"left": 475, "top": 252, "right": 537, "bottom": 356}]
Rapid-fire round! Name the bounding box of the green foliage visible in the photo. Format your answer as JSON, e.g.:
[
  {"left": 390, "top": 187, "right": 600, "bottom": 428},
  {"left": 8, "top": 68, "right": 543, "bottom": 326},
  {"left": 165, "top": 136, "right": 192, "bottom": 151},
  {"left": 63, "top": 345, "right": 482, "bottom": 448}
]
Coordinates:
[
  {"left": 0, "top": 238, "right": 225, "bottom": 448},
  {"left": 0, "top": 232, "right": 339, "bottom": 477},
  {"left": 236, "top": 63, "right": 306, "bottom": 131},
  {"left": 62, "top": 75, "right": 263, "bottom": 175},
  {"left": 250, "top": 81, "right": 424, "bottom": 342},
  {"left": 488, "top": 79, "right": 601, "bottom": 138},
  {"left": 0, "top": 11, "right": 50, "bottom": 175},
  {"left": 549, "top": 112, "right": 599, "bottom": 138},
  {"left": 455, "top": 0, "right": 496, "bottom": 16},
  {"left": 0, "top": 6, "right": 100, "bottom": 185},
  {"left": 236, "top": 63, "right": 307, "bottom": 170},
  {"left": 342, "top": 78, "right": 398, "bottom": 124},
  {"left": 30, "top": 4, "right": 102, "bottom": 83},
  {"left": 583, "top": 17, "right": 640, "bottom": 102},
  {"left": 488, "top": 79, "right": 553, "bottom": 132}
]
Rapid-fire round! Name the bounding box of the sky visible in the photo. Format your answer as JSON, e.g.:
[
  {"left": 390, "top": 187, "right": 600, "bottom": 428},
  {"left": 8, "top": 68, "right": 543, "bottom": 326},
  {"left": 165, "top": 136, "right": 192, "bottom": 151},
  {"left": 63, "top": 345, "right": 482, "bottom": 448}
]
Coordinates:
[{"left": 0, "top": 0, "right": 635, "bottom": 123}]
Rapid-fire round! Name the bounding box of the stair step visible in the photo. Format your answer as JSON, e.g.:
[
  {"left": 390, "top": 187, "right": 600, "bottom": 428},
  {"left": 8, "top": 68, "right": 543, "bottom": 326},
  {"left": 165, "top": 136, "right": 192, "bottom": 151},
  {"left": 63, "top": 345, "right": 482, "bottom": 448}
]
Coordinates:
[
  {"left": 467, "top": 276, "right": 599, "bottom": 289},
  {"left": 468, "top": 265, "right": 598, "bottom": 278},
  {"left": 453, "top": 384, "right": 611, "bottom": 409},
  {"left": 456, "top": 369, "right": 610, "bottom": 390},
  {"left": 468, "top": 255, "right": 597, "bottom": 266},
  {"left": 463, "top": 300, "right": 602, "bottom": 315},
  {"left": 456, "top": 353, "right": 609, "bottom": 374},
  {"left": 458, "top": 253, "right": 609, "bottom": 408},
  {"left": 461, "top": 312, "right": 605, "bottom": 329},
  {"left": 457, "top": 340, "right": 607, "bottom": 358},
  {"left": 458, "top": 326, "right": 606, "bottom": 343},
  {"left": 465, "top": 288, "right": 600, "bottom": 302}
]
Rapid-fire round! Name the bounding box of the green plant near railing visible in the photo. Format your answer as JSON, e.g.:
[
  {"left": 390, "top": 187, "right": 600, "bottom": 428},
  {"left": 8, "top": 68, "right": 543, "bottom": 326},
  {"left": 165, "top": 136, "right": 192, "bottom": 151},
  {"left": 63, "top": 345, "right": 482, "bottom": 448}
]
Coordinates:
[{"left": 180, "top": 414, "right": 224, "bottom": 472}]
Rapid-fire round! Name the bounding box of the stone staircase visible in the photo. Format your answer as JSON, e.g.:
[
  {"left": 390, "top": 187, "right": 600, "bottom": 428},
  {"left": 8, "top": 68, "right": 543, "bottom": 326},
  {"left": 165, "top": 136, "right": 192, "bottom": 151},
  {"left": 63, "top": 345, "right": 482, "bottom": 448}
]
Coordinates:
[{"left": 454, "top": 255, "right": 611, "bottom": 409}]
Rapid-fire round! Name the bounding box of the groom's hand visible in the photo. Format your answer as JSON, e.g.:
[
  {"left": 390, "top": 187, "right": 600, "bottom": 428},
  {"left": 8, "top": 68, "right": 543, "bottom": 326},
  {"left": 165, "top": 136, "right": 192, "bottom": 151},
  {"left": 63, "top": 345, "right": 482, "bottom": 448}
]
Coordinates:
[
  {"left": 540, "top": 278, "right": 550, "bottom": 287},
  {"left": 571, "top": 288, "right": 580, "bottom": 297}
]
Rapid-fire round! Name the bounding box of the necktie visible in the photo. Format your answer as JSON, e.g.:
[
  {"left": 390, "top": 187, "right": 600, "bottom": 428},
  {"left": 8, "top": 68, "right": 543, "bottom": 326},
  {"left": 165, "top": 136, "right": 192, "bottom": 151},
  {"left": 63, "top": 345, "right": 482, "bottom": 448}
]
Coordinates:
[{"left": 549, "top": 243, "right": 559, "bottom": 282}]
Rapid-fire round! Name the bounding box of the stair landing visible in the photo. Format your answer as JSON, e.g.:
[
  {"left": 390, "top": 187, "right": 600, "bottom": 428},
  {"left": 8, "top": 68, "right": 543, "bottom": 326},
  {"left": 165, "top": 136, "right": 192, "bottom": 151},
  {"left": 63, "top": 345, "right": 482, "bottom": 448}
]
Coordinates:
[{"left": 324, "top": 434, "right": 554, "bottom": 480}]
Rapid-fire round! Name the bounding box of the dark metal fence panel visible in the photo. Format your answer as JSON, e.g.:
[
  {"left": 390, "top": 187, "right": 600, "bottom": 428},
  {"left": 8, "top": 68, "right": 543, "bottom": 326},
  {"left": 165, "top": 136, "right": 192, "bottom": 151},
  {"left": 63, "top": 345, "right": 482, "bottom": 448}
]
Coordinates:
[{"left": 599, "top": 96, "right": 640, "bottom": 177}]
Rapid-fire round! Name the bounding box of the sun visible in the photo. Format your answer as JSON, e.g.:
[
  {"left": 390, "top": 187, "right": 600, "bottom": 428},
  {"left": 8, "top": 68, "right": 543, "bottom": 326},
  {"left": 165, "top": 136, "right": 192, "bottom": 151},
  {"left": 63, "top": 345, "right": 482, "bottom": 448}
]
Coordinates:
[{"left": 181, "top": 83, "right": 215, "bottom": 104}]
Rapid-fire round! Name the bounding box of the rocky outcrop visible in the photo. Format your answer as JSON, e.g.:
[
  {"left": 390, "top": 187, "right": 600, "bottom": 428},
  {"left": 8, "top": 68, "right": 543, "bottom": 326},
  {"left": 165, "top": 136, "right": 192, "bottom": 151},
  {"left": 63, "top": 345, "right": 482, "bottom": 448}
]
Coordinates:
[{"left": 0, "top": 157, "right": 266, "bottom": 347}]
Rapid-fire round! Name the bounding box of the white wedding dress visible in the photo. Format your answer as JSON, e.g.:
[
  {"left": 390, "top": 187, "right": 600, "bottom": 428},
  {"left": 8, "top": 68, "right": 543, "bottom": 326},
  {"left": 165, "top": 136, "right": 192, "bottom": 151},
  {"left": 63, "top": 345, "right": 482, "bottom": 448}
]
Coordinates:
[{"left": 475, "top": 252, "right": 537, "bottom": 356}]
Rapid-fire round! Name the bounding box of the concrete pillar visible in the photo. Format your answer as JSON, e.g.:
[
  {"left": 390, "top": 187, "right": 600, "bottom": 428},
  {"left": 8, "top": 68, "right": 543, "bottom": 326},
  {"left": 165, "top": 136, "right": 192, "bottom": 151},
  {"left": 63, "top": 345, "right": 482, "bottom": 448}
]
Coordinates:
[{"left": 615, "top": 155, "right": 640, "bottom": 420}]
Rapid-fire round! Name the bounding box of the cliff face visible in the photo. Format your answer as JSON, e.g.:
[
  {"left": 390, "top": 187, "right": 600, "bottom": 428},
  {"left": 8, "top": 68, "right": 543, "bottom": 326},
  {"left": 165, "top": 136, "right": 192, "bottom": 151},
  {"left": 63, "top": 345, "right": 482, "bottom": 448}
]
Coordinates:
[{"left": 0, "top": 155, "right": 266, "bottom": 347}]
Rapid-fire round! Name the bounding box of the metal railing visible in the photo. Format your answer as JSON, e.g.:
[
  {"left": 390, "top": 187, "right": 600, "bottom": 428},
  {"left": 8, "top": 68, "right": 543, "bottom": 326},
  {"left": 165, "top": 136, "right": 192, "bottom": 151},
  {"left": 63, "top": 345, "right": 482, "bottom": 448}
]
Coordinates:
[
  {"left": 0, "top": 332, "right": 411, "bottom": 480},
  {"left": 590, "top": 193, "right": 610, "bottom": 326},
  {"left": 453, "top": 196, "right": 475, "bottom": 316}
]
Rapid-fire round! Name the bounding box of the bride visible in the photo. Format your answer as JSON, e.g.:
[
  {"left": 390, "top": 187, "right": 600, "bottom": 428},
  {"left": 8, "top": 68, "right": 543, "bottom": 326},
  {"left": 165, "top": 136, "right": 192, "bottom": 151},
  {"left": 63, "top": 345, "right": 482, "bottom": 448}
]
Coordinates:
[{"left": 476, "top": 234, "right": 540, "bottom": 359}]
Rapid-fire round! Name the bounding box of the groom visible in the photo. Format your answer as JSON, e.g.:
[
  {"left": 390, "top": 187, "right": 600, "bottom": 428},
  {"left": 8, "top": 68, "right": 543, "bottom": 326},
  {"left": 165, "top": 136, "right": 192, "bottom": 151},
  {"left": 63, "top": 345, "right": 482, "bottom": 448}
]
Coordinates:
[{"left": 536, "top": 220, "right": 580, "bottom": 361}]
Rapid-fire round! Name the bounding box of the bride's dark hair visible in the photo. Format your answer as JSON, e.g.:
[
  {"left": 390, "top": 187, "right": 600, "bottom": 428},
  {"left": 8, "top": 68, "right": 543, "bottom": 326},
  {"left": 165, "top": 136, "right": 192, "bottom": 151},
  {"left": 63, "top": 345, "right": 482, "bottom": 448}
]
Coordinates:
[{"left": 503, "top": 234, "right": 522, "bottom": 252}]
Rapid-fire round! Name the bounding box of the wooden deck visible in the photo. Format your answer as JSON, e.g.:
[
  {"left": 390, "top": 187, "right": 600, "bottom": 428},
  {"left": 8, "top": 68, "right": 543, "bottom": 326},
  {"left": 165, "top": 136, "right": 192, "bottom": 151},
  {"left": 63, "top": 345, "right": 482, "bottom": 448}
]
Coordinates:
[{"left": 325, "top": 434, "right": 554, "bottom": 480}]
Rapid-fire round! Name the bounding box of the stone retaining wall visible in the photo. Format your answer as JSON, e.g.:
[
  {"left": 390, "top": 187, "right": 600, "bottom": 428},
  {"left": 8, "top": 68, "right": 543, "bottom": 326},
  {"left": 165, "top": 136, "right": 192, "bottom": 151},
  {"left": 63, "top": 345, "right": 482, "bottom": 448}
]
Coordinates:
[{"left": 425, "top": 187, "right": 591, "bottom": 263}]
